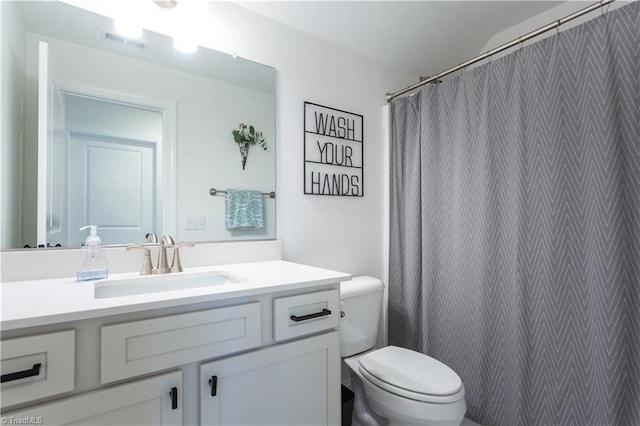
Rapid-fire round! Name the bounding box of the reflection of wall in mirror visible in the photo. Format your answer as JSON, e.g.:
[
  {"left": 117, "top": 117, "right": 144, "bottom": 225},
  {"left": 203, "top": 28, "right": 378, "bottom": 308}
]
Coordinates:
[
  {"left": 17, "top": 31, "right": 275, "bottom": 247},
  {"left": 1, "top": 1, "right": 28, "bottom": 249}
]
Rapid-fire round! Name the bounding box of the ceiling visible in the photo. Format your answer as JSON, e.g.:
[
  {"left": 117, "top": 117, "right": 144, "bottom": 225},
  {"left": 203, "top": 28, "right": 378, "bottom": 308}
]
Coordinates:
[{"left": 235, "top": 1, "right": 569, "bottom": 78}]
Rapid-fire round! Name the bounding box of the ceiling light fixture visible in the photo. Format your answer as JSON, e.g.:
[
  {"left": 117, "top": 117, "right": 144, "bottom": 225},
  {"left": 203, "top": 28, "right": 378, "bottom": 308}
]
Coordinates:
[
  {"left": 114, "top": 0, "right": 201, "bottom": 53},
  {"left": 113, "top": 1, "right": 144, "bottom": 39},
  {"left": 173, "top": 37, "right": 197, "bottom": 54},
  {"left": 168, "top": 0, "right": 204, "bottom": 54},
  {"left": 152, "top": 0, "right": 180, "bottom": 10}
]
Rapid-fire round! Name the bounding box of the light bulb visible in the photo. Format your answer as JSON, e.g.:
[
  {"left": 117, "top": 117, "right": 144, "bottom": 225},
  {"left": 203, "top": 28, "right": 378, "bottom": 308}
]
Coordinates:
[{"left": 173, "top": 37, "right": 197, "bottom": 53}]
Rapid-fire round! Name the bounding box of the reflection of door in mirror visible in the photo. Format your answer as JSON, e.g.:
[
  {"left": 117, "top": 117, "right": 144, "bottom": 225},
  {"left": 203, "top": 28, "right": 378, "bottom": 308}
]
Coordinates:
[
  {"left": 40, "top": 88, "right": 166, "bottom": 247},
  {"left": 45, "top": 81, "right": 66, "bottom": 247},
  {"left": 66, "top": 94, "right": 161, "bottom": 246}
]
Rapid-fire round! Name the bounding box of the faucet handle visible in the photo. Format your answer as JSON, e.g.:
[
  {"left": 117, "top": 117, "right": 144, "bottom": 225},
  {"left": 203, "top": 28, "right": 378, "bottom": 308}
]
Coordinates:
[
  {"left": 170, "top": 242, "right": 195, "bottom": 273},
  {"left": 127, "top": 244, "right": 153, "bottom": 275}
]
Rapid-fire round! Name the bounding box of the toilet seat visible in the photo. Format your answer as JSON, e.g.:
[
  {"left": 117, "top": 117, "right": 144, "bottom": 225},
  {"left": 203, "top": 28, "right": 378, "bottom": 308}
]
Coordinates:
[{"left": 358, "top": 346, "right": 465, "bottom": 404}]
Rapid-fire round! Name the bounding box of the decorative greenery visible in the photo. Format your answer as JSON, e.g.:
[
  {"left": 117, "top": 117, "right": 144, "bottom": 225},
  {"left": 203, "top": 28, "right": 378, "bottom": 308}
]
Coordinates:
[{"left": 231, "top": 123, "right": 268, "bottom": 151}]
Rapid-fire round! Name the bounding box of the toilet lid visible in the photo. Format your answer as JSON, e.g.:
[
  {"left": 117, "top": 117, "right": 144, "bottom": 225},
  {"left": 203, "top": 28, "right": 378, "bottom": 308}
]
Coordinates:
[{"left": 359, "top": 346, "right": 463, "bottom": 396}]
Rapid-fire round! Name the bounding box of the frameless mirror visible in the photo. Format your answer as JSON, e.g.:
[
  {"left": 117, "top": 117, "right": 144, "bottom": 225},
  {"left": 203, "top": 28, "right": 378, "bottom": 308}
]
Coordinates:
[{"left": 1, "top": 1, "right": 276, "bottom": 250}]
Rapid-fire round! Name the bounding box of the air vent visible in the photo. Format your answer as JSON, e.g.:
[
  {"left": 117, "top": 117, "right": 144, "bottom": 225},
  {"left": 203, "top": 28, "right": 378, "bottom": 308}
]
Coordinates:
[{"left": 104, "top": 31, "right": 148, "bottom": 50}]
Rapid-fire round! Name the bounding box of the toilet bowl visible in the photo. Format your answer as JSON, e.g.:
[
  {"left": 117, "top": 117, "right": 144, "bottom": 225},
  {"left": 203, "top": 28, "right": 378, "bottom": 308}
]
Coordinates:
[{"left": 340, "top": 276, "right": 466, "bottom": 426}]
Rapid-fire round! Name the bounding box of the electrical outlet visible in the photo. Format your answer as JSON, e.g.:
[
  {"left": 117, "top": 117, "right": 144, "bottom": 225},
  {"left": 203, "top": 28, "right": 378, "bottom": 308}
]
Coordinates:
[{"left": 184, "top": 216, "right": 205, "bottom": 230}]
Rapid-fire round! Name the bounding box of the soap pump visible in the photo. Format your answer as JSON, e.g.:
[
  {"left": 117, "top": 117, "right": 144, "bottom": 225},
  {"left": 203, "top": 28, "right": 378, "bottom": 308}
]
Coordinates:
[{"left": 77, "top": 225, "right": 108, "bottom": 281}]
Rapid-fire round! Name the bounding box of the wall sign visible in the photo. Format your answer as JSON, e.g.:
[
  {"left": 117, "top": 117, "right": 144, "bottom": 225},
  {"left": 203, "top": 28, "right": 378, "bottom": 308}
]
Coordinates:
[{"left": 304, "top": 102, "right": 364, "bottom": 196}]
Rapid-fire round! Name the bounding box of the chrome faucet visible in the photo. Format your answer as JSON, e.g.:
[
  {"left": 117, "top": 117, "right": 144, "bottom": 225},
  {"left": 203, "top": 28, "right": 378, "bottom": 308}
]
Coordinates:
[
  {"left": 128, "top": 235, "right": 194, "bottom": 275},
  {"left": 154, "top": 238, "right": 171, "bottom": 274}
]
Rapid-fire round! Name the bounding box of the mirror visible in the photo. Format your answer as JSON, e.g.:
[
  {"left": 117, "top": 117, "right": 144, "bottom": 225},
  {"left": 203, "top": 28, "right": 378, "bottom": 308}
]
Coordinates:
[{"left": 1, "top": 1, "right": 276, "bottom": 250}]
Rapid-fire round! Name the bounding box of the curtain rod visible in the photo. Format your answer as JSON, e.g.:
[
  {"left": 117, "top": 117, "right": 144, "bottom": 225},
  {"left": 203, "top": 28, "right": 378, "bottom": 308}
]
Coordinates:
[{"left": 385, "top": 0, "right": 616, "bottom": 102}]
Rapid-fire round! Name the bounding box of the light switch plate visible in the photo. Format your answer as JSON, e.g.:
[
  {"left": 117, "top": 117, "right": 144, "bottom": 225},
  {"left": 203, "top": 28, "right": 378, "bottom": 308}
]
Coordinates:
[{"left": 184, "top": 216, "right": 205, "bottom": 230}]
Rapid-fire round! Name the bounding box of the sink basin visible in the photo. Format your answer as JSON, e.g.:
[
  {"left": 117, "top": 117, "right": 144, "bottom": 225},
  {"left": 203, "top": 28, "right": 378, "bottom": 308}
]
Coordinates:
[{"left": 94, "top": 271, "right": 244, "bottom": 298}]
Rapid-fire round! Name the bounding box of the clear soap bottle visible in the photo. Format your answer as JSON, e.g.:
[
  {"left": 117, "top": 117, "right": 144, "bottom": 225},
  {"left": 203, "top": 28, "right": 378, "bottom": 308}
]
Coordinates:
[{"left": 77, "top": 225, "right": 108, "bottom": 281}]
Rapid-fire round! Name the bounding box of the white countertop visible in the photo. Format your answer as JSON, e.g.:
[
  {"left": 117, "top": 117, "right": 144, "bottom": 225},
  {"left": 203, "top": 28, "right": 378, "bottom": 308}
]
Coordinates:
[{"left": 0, "top": 260, "right": 351, "bottom": 331}]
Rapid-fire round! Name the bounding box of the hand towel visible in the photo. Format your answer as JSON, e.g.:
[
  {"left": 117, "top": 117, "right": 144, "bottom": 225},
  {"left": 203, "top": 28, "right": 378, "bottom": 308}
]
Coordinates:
[{"left": 225, "top": 189, "right": 264, "bottom": 229}]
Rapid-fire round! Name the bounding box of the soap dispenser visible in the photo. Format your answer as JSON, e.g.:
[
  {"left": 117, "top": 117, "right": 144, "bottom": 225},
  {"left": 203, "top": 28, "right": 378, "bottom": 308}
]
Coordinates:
[{"left": 77, "top": 225, "right": 108, "bottom": 281}]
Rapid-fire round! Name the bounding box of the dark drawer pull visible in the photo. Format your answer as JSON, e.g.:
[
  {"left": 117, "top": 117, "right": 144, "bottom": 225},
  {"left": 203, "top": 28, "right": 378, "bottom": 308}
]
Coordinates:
[
  {"left": 209, "top": 375, "right": 218, "bottom": 397},
  {"left": 1, "top": 363, "right": 42, "bottom": 383},
  {"left": 170, "top": 387, "right": 178, "bottom": 410},
  {"left": 290, "top": 308, "right": 332, "bottom": 323}
]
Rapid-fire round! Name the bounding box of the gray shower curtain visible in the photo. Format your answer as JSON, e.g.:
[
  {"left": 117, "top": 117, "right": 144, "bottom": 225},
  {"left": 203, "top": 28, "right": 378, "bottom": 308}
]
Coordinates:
[{"left": 388, "top": 3, "right": 639, "bottom": 426}]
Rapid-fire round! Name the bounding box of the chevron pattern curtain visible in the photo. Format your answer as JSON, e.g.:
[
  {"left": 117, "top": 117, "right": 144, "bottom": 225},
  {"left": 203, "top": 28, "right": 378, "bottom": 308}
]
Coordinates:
[{"left": 389, "top": 3, "right": 639, "bottom": 426}]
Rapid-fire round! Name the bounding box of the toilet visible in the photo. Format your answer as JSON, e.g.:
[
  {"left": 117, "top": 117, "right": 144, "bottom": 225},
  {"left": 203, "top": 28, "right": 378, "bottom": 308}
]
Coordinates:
[{"left": 340, "top": 276, "right": 467, "bottom": 426}]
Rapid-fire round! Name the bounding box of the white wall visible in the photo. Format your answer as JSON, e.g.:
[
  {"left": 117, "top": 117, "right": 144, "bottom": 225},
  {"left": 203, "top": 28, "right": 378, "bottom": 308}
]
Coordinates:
[
  {"left": 204, "top": 3, "right": 415, "bottom": 278},
  {"left": 480, "top": 1, "right": 631, "bottom": 59},
  {"left": 0, "top": 2, "right": 27, "bottom": 249},
  {"left": 2, "top": 2, "right": 415, "bottom": 284}
]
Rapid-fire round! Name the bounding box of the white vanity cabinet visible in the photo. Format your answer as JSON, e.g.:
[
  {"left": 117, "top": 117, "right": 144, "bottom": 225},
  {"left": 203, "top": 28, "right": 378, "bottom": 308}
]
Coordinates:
[
  {"left": 201, "top": 329, "right": 340, "bottom": 425},
  {"left": 3, "top": 371, "right": 183, "bottom": 425},
  {"left": 201, "top": 288, "right": 341, "bottom": 425},
  {"left": 1, "top": 271, "right": 344, "bottom": 426}
]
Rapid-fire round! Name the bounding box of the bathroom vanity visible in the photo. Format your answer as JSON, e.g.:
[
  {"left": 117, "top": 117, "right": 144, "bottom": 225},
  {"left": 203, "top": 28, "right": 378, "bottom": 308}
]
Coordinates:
[{"left": 0, "top": 261, "right": 349, "bottom": 425}]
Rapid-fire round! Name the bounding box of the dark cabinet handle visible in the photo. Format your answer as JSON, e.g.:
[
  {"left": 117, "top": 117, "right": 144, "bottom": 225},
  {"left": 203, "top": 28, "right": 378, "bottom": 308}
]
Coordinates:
[
  {"left": 170, "top": 387, "right": 178, "bottom": 410},
  {"left": 1, "top": 363, "right": 42, "bottom": 383},
  {"left": 209, "top": 375, "right": 218, "bottom": 397},
  {"left": 290, "top": 308, "right": 332, "bottom": 323}
]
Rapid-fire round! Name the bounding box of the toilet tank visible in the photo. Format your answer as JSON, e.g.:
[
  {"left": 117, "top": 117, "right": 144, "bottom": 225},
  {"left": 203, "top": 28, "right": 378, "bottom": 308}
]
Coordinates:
[{"left": 340, "top": 276, "right": 385, "bottom": 357}]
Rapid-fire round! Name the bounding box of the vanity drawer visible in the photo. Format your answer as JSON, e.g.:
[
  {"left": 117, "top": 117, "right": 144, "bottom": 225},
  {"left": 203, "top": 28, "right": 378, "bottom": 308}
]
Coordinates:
[
  {"left": 273, "top": 289, "right": 340, "bottom": 342},
  {"left": 101, "top": 303, "right": 261, "bottom": 384},
  {"left": 1, "top": 330, "right": 75, "bottom": 409}
]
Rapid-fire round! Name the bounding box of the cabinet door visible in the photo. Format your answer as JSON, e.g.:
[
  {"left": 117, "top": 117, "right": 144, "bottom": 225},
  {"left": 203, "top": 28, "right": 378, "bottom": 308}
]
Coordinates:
[
  {"left": 200, "top": 331, "right": 340, "bottom": 425},
  {"left": 4, "top": 371, "right": 182, "bottom": 426}
]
